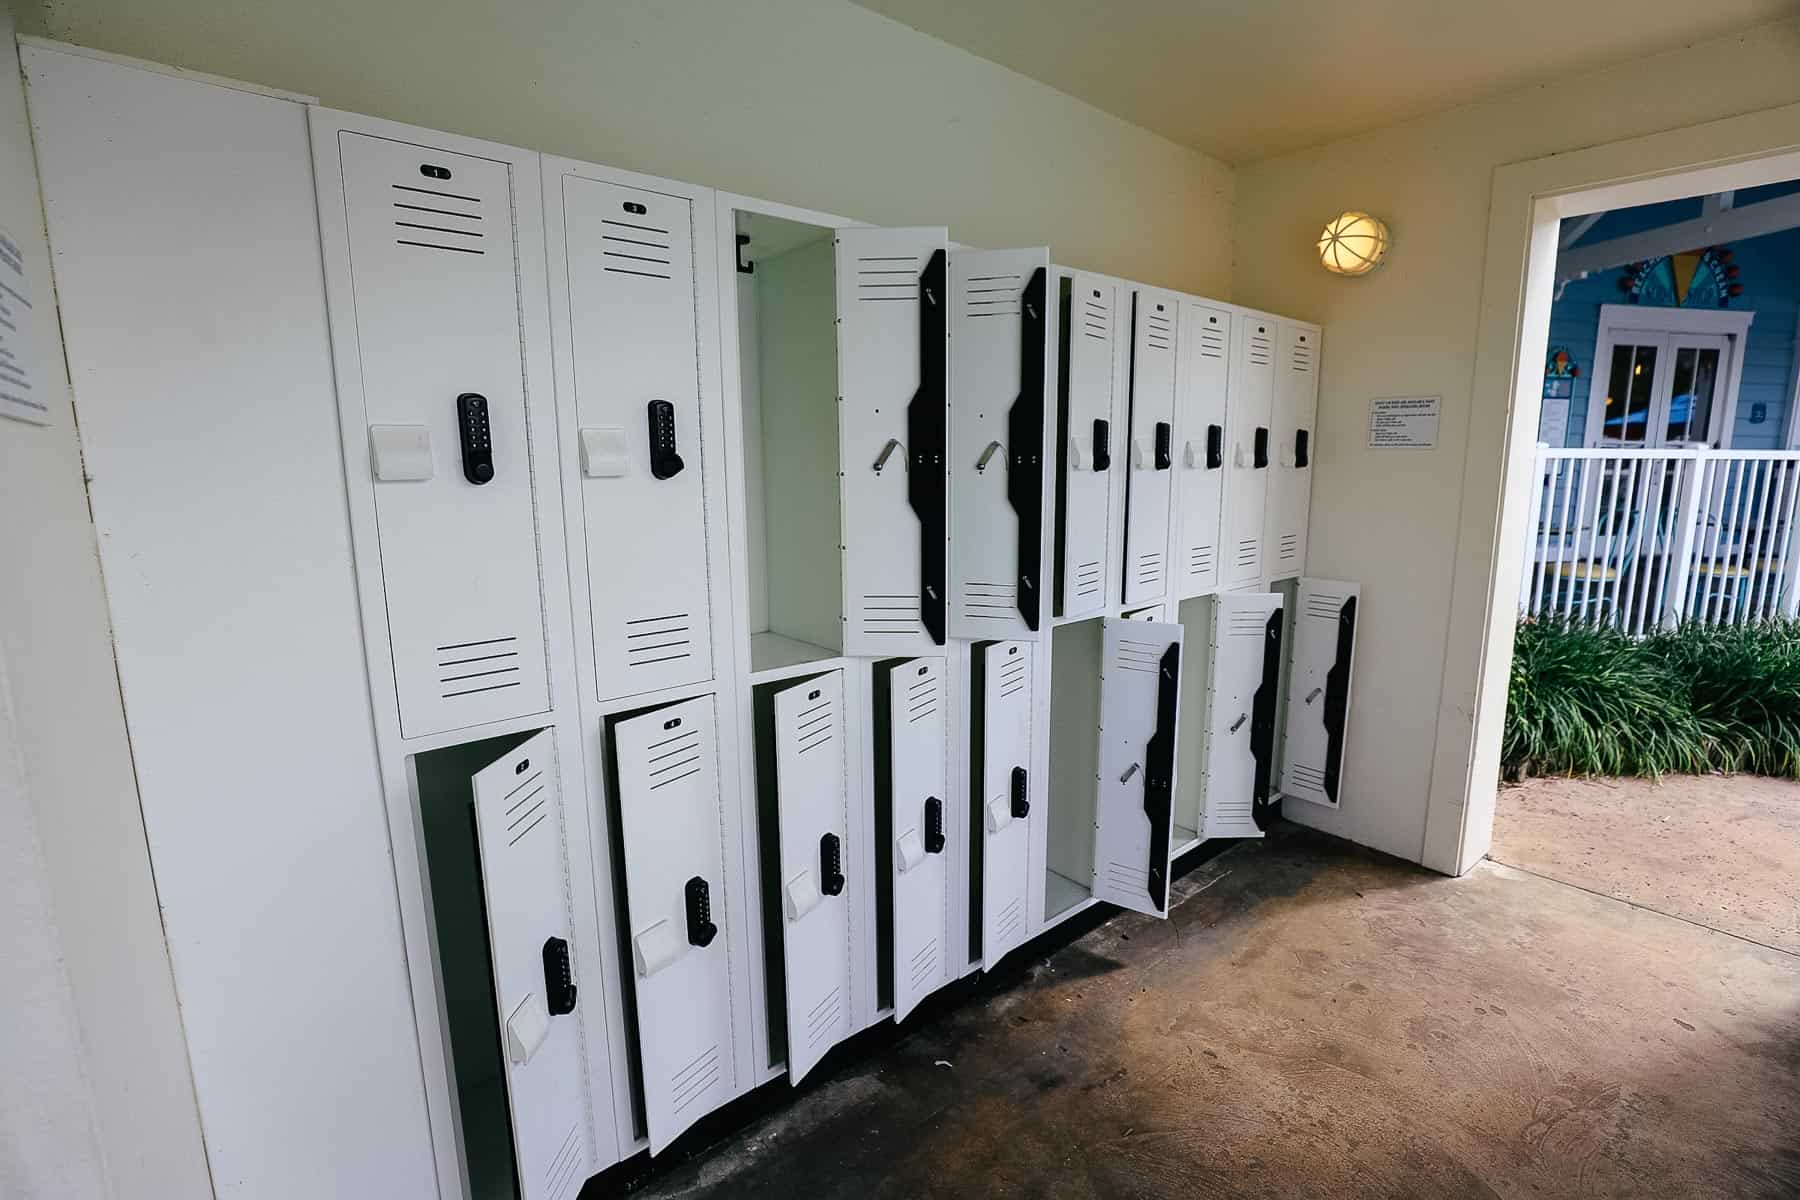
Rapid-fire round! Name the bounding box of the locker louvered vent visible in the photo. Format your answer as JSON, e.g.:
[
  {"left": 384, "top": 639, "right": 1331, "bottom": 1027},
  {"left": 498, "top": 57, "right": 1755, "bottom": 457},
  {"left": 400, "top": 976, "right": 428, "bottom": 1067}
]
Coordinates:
[
  {"left": 544, "top": 1123, "right": 584, "bottom": 1200},
  {"left": 998, "top": 654, "right": 1028, "bottom": 700},
  {"left": 436, "top": 636, "right": 522, "bottom": 699},
  {"left": 601, "top": 217, "right": 673, "bottom": 281},
  {"left": 1234, "top": 538, "right": 1260, "bottom": 570},
  {"left": 1082, "top": 290, "right": 1109, "bottom": 342},
  {"left": 1290, "top": 762, "right": 1327, "bottom": 793},
  {"left": 390, "top": 181, "right": 486, "bottom": 255},
  {"left": 1249, "top": 328, "right": 1273, "bottom": 366},
  {"left": 669, "top": 1043, "right": 722, "bottom": 1117},
  {"left": 646, "top": 725, "right": 703, "bottom": 791},
  {"left": 794, "top": 694, "right": 835, "bottom": 755},
  {"left": 1306, "top": 590, "right": 1350, "bottom": 619},
  {"left": 1189, "top": 544, "right": 1216, "bottom": 575},
  {"left": 502, "top": 762, "right": 548, "bottom": 848},
  {"left": 625, "top": 612, "right": 692, "bottom": 669},
  {"left": 860, "top": 593, "right": 921, "bottom": 637},
  {"left": 1199, "top": 317, "right": 1226, "bottom": 359},
  {"left": 1143, "top": 306, "right": 1174, "bottom": 352},
  {"left": 964, "top": 273, "right": 1022, "bottom": 318},
  {"left": 908, "top": 937, "right": 942, "bottom": 995},
  {"left": 1104, "top": 859, "right": 1150, "bottom": 893},
  {"left": 855, "top": 255, "right": 919, "bottom": 302},
  {"left": 1278, "top": 533, "right": 1301, "bottom": 565},
  {"left": 1228, "top": 609, "right": 1267, "bottom": 637},
  {"left": 1290, "top": 341, "right": 1315, "bottom": 372},
  {"left": 805, "top": 987, "right": 843, "bottom": 1048},
  {"left": 1136, "top": 550, "right": 1164, "bottom": 591},
  {"left": 906, "top": 673, "right": 940, "bottom": 724},
  {"left": 1073, "top": 559, "right": 1103, "bottom": 600},
  {"left": 961, "top": 581, "right": 1016, "bottom": 623},
  {"left": 994, "top": 896, "right": 1023, "bottom": 945},
  {"left": 1114, "top": 637, "right": 1164, "bottom": 674}
]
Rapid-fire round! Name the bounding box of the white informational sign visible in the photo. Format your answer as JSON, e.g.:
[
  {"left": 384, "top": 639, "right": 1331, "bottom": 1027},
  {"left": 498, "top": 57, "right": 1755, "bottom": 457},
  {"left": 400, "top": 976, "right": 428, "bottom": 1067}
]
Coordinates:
[
  {"left": 1368, "top": 395, "right": 1439, "bottom": 449},
  {"left": 1538, "top": 395, "right": 1571, "bottom": 445},
  {"left": 0, "top": 224, "right": 47, "bottom": 425}
]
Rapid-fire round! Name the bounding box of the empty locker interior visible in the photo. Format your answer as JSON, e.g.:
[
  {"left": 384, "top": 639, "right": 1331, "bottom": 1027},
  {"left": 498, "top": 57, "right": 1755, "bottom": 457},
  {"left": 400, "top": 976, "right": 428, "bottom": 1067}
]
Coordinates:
[
  {"left": 1043, "top": 620, "right": 1103, "bottom": 923},
  {"left": 734, "top": 211, "right": 846, "bottom": 674}
]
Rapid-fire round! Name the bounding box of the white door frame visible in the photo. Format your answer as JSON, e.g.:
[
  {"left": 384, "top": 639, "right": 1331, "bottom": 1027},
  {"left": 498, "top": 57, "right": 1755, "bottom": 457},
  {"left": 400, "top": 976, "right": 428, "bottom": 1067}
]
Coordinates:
[
  {"left": 1581, "top": 303, "right": 1752, "bottom": 446},
  {"left": 1428, "top": 102, "right": 1800, "bottom": 876}
]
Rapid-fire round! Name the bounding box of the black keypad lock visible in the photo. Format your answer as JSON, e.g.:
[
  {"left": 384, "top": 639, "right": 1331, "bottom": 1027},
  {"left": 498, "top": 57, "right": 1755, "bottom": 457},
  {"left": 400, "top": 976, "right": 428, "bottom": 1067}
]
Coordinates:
[
  {"left": 819, "top": 832, "right": 845, "bottom": 896},
  {"left": 1295, "top": 429, "right": 1310, "bottom": 469},
  {"left": 684, "top": 876, "right": 718, "bottom": 948},
  {"left": 647, "top": 399, "right": 685, "bottom": 480},
  {"left": 1253, "top": 426, "right": 1270, "bottom": 470},
  {"left": 924, "top": 796, "right": 946, "bottom": 854},
  {"left": 1206, "top": 423, "right": 1224, "bottom": 470},
  {"left": 1091, "top": 418, "right": 1111, "bottom": 472},
  {"left": 1010, "top": 766, "right": 1030, "bottom": 819},
  {"left": 542, "top": 936, "right": 577, "bottom": 1016},
  {"left": 1154, "top": 420, "right": 1173, "bottom": 470},
  {"left": 457, "top": 393, "right": 494, "bottom": 485}
]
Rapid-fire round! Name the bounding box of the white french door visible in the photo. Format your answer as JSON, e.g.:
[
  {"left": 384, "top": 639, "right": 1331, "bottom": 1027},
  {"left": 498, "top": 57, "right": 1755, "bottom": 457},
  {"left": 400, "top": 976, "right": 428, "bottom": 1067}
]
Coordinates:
[{"left": 1586, "top": 303, "right": 1750, "bottom": 449}]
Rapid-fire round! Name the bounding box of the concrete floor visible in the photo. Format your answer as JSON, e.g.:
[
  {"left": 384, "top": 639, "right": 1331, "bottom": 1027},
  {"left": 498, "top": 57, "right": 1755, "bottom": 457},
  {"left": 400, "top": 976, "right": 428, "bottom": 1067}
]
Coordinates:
[{"left": 623, "top": 810, "right": 1800, "bottom": 1198}]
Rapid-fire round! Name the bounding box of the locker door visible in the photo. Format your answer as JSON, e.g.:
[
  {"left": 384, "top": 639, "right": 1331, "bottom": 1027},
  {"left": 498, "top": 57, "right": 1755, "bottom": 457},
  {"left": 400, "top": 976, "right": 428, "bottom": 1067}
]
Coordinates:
[
  {"left": 878, "top": 659, "right": 950, "bottom": 1019},
  {"left": 1122, "top": 289, "right": 1179, "bottom": 605},
  {"left": 949, "top": 249, "right": 1052, "bottom": 640},
  {"left": 1201, "top": 593, "right": 1283, "bottom": 839},
  {"left": 837, "top": 227, "right": 950, "bottom": 655},
  {"left": 339, "top": 133, "right": 549, "bottom": 737},
  {"left": 1174, "top": 303, "right": 1231, "bottom": 598},
  {"left": 1265, "top": 323, "right": 1320, "bottom": 580},
  {"left": 612, "top": 698, "right": 735, "bottom": 1152},
  {"left": 1282, "top": 579, "right": 1359, "bottom": 809},
  {"left": 469, "top": 731, "right": 592, "bottom": 1200},
  {"left": 1220, "top": 316, "right": 1276, "bottom": 587},
  {"left": 974, "top": 641, "right": 1033, "bottom": 969},
  {"left": 559, "top": 174, "right": 713, "bottom": 698},
  {"left": 1057, "top": 274, "right": 1120, "bottom": 618},
  {"left": 771, "top": 673, "right": 853, "bottom": 1082},
  {"left": 1092, "top": 619, "right": 1183, "bottom": 917}
]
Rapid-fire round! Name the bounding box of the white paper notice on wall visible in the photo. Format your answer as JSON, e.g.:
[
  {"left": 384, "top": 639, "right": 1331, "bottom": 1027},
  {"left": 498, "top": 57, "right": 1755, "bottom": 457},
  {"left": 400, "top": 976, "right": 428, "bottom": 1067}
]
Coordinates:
[
  {"left": 1367, "top": 395, "right": 1439, "bottom": 449},
  {"left": 0, "top": 224, "right": 49, "bottom": 425}
]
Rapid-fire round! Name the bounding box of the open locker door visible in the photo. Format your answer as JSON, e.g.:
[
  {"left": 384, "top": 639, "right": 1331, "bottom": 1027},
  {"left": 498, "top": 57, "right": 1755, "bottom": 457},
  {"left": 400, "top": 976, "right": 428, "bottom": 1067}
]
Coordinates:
[
  {"left": 1122, "top": 288, "right": 1180, "bottom": 605},
  {"left": 1265, "top": 322, "right": 1320, "bottom": 580},
  {"left": 1200, "top": 593, "right": 1284, "bottom": 839},
  {"left": 469, "top": 731, "right": 592, "bottom": 1200},
  {"left": 1282, "top": 579, "right": 1359, "bottom": 809},
  {"left": 948, "top": 249, "right": 1052, "bottom": 640},
  {"left": 876, "top": 658, "right": 951, "bottom": 1020},
  {"left": 836, "top": 227, "right": 950, "bottom": 656},
  {"left": 1220, "top": 316, "right": 1276, "bottom": 588},
  {"left": 1091, "top": 619, "right": 1183, "bottom": 916},
  {"left": 1173, "top": 302, "right": 1231, "bottom": 598},
  {"left": 1056, "top": 273, "right": 1120, "bottom": 618},
  {"left": 611, "top": 697, "right": 736, "bottom": 1153},
  {"left": 973, "top": 641, "right": 1034, "bottom": 969},
  {"left": 771, "top": 672, "right": 854, "bottom": 1082}
]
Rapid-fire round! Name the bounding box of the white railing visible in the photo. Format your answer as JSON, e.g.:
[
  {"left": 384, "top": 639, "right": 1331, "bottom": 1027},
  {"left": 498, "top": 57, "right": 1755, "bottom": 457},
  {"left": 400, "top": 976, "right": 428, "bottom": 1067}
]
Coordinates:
[{"left": 1519, "top": 445, "right": 1800, "bottom": 631}]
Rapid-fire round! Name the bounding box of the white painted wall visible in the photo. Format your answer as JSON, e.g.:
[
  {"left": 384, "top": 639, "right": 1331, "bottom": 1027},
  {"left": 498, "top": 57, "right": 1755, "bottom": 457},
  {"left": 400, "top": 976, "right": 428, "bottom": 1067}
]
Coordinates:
[
  {"left": 0, "top": 6, "right": 212, "bottom": 1196},
  {"left": 1232, "top": 18, "right": 1800, "bottom": 867}
]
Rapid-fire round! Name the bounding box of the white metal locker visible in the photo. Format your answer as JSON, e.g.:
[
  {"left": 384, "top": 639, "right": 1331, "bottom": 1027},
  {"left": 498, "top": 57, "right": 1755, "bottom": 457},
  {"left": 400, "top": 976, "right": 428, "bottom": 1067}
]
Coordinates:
[
  {"left": 1091, "top": 619, "right": 1183, "bottom": 917},
  {"left": 974, "top": 641, "right": 1034, "bottom": 969},
  {"left": 948, "top": 249, "right": 1052, "bottom": 640},
  {"left": 554, "top": 171, "right": 713, "bottom": 698},
  {"left": 836, "top": 227, "right": 950, "bottom": 656},
  {"left": 771, "top": 673, "right": 854, "bottom": 1082},
  {"left": 1265, "top": 322, "right": 1320, "bottom": 581},
  {"left": 468, "top": 732, "right": 592, "bottom": 1200},
  {"left": 334, "top": 131, "right": 550, "bottom": 738},
  {"left": 1282, "top": 579, "right": 1359, "bottom": 809},
  {"left": 1220, "top": 315, "right": 1276, "bottom": 588},
  {"left": 878, "top": 659, "right": 951, "bottom": 1019},
  {"left": 611, "top": 697, "right": 736, "bottom": 1152},
  {"left": 1200, "top": 593, "right": 1284, "bottom": 839},
  {"left": 1173, "top": 302, "right": 1232, "bottom": 598},
  {"left": 1056, "top": 273, "right": 1121, "bottom": 618},
  {"left": 1122, "top": 288, "right": 1180, "bottom": 605}
]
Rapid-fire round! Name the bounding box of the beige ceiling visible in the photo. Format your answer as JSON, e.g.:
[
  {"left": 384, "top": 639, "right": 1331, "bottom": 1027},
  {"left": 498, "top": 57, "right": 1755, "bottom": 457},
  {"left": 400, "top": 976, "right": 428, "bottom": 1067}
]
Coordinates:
[{"left": 851, "top": 0, "right": 1799, "bottom": 163}]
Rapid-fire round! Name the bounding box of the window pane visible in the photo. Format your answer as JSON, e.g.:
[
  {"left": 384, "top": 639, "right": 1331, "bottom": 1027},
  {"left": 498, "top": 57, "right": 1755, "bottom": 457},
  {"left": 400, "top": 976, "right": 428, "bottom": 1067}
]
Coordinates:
[
  {"left": 1624, "top": 345, "right": 1656, "bottom": 444},
  {"left": 1603, "top": 345, "right": 1635, "bottom": 444},
  {"left": 1687, "top": 348, "right": 1720, "bottom": 443},
  {"left": 1666, "top": 347, "right": 1697, "bottom": 442}
]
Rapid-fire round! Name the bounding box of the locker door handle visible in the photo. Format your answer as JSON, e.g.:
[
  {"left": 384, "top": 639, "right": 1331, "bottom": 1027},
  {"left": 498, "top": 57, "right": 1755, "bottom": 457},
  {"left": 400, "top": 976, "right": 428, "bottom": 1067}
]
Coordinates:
[
  {"left": 684, "top": 876, "right": 718, "bottom": 948},
  {"left": 1295, "top": 429, "right": 1310, "bottom": 469},
  {"left": 1007, "top": 266, "right": 1048, "bottom": 631},
  {"left": 873, "top": 437, "right": 904, "bottom": 474},
  {"left": 456, "top": 393, "right": 494, "bottom": 484},
  {"left": 542, "top": 936, "right": 577, "bottom": 1016},
  {"left": 1253, "top": 426, "right": 1270, "bottom": 469},
  {"left": 1154, "top": 421, "right": 1173, "bottom": 470},
  {"left": 1207, "top": 424, "right": 1224, "bottom": 470},
  {"left": 1182, "top": 440, "right": 1197, "bottom": 469},
  {"left": 1131, "top": 439, "right": 1146, "bottom": 469},
  {"left": 1234, "top": 444, "right": 1250, "bottom": 469},
  {"left": 924, "top": 796, "right": 946, "bottom": 853},
  {"left": 1091, "top": 419, "right": 1112, "bottom": 472},
  {"left": 819, "top": 833, "right": 846, "bottom": 897},
  {"left": 976, "top": 440, "right": 1004, "bottom": 473},
  {"left": 1009, "top": 766, "right": 1030, "bottom": 819},
  {"left": 647, "top": 399, "right": 685, "bottom": 479},
  {"left": 907, "top": 248, "right": 949, "bottom": 645}
]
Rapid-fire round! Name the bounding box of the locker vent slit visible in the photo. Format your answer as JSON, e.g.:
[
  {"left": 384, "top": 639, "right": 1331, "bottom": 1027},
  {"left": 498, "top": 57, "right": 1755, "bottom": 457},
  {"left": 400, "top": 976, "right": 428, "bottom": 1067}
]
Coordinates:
[
  {"left": 435, "top": 635, "right": 520, "bottom": 697},
  {"left": 602, "top": 218, "right": 673, "bottom": 279},
  {"left": 855, "top": 255, "right": 920, "bottom": 302},
  {"left": 545, "top": 1124, "right": 581, "bottom": 1200}
]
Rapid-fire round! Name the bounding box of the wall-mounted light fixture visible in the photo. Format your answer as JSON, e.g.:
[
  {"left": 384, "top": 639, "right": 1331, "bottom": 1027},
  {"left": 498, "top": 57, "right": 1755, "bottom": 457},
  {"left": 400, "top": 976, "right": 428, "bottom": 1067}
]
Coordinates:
[{"left": 1317, "top": 211, "right": 1390, "bottom": 276}]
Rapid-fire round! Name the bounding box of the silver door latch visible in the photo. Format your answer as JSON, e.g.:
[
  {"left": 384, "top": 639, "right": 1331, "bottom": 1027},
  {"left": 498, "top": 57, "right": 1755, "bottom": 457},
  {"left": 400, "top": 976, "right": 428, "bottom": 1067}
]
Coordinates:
[
  {"left": 976, "top": 440, "right": 1004, "bottom": 473},
  {"left": 873, "top": 438, "right": 904, "bottom": 474},
  {"left": 1304, "top": 687, "right": 1323, "bottom": 705},
  {"left": 1229, "top": 712, "right": 1248, "bottom": 733},
  {"left": 1119, "top": 762, "right": 1141, "bottom": 784}
]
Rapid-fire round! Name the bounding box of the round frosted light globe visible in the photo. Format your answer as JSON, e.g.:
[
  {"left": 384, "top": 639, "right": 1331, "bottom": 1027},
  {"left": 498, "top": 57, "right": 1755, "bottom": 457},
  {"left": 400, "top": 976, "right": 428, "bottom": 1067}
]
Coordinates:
[{"left": 1317, "top": 211, "right": 1390, "bottom": 276}]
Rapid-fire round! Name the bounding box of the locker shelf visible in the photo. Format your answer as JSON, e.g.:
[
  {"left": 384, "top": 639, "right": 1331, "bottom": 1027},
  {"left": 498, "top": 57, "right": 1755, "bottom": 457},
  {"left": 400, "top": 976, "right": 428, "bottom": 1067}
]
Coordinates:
[
  {"left": 1172, "top": 824, "right": 1201, "bottom": 859},
  {"left": 1045, "top": 868, "right": 1091, "bottom": 923},
  {"left": 750, "top": 632, "right": 840, "bottom": 681}
]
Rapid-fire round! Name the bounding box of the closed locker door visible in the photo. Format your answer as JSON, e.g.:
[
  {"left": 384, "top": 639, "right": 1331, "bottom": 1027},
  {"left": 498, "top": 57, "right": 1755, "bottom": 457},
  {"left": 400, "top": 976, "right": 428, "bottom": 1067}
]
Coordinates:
[
  {"left": 974, "top": 641, "right": 1033, "bottom": 969},
  {"left": 1091, "top": 619, "right": 1183, "bottom": 917},
  {"left": 1282, "top": 579, "right": 1359, "bottom": 809},
  {"left": 772, "top": 673, "right": 853, "bottom": 1082},
  {"left": 1122, "top": 289, "right": 1178, "bottom": 605},
  {"left": 611, "top": 698, "right": 735, "bottom": 1152},
  {"left": 837, "top": 227, "right": 950, "bottom": 655},
  {"left": 878, "top": 659, "right": 950, "bottom": 1019},
  {"left": 338, "top": 132, "right": 548, "bottom": 737},
  {"left": 1265, "top": 323, "right": 1320, "bottom": 580},
  {"left": 1174, "top": 303, "right": 1231, "bottom": 598},
  {"left": 1057, "top": 274, "right": 1119, "bottom": 618},
  {"left": 559, "top": 174, "right": 713, "bottom": 698},
  {"left": 1201, "top": 593, "right": 1283, "bottom": 839},
  {"left": 1221, "top": 317, "right": 1276, "bottom": 587},
  {"left": 468, "top": 731, "right": 592, "bottom": 1200},
  {"left": 949, "top": 249, "right": 1052, "bottom": 640}
]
